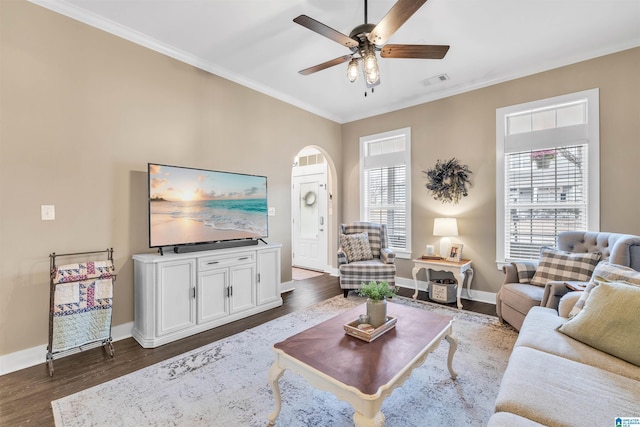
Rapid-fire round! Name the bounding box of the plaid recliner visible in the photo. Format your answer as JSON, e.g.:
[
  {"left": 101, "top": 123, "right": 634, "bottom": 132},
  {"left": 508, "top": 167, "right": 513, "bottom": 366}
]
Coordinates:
[{"left": 338, "top": 222, "right": 397, "bottom": 297}]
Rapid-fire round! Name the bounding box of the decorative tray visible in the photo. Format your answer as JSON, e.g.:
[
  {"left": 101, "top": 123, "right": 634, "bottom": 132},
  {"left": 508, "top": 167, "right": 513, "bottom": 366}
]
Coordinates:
[{"left": 343, "top": 316, "right": 397, "bottom": 342}]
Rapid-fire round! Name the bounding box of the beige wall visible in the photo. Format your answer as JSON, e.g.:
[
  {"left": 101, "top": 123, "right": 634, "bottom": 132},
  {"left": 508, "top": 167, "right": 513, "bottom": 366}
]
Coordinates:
[
  {"left": 342, "top": 47, "right": 640, "bottom": 293},
  {"left": 2, "top": 0, "right": 639, "bottom": 359},
  {"left": 0, "top": 1, "right": 342, "bottom": 355}
]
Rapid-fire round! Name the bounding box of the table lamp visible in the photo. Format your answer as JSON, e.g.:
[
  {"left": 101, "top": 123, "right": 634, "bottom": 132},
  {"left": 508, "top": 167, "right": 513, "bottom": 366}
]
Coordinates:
[{"left": 433, "top": 218, "right": 458, "bottom": 258}]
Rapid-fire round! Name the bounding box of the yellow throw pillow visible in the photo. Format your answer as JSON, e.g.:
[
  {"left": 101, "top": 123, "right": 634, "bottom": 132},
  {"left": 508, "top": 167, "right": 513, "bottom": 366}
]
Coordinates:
[{"left": 559, "top": 281, "right": 640, "bottom": 367}]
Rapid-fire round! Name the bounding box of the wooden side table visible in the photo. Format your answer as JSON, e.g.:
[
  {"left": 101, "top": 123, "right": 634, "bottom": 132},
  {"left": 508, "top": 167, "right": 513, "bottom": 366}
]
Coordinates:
[{"left": 412, "top": 258, "right": 474, "bottom": 309}]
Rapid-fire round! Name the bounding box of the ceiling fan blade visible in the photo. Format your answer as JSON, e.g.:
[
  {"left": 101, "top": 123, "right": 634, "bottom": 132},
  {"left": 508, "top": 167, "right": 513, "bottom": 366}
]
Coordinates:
[
  {"left": 380, "top": 44, "right": 449, "bottom": 59},
  {"left": 368, "top": 0, "right": 429, "bottom": 46},
  {"left": 298, "top": 55, "right": 353, "bottom": 76},
  {"left": 293, "top": 15, "right": 359, "bottom": 48}
]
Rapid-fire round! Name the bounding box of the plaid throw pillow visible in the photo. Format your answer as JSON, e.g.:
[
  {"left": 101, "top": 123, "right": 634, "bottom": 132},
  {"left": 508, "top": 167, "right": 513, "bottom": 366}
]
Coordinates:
[
  {"left": 530, "top": 247, "right": 601, "bottom": 287},
  {"left": 511, "top": 261, "right": 538, "bottom": 284},
  {"left": 569, "top": 261, "right": 640, "bottom": 317},
  {"left": 341, "top": 232, "right": 373, "bottom": 262}
]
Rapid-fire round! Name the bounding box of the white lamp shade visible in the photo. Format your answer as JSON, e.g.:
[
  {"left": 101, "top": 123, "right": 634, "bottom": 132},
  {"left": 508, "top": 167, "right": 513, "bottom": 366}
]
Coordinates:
[{"left": 433, "top": 218, "right": 459, "bottom": 237}]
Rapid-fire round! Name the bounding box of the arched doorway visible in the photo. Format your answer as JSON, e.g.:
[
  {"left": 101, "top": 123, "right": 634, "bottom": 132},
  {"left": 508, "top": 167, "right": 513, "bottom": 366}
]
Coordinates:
[{"left": 291, "top": 147, "right": 335, "bottom": 276}]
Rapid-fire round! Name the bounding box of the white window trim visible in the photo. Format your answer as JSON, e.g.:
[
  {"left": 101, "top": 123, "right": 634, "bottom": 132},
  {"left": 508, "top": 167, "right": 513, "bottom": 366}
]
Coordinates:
[
  {"left": 360, "top": 127, "right": 412, "bottom": 259},
  {"left": 496, "top": 89, "right": 600, "bottom": 268}
]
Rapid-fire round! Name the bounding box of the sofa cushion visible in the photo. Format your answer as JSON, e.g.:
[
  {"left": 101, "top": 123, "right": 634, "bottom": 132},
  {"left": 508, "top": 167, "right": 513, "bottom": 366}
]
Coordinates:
[
  {"left": 487, "top": 412, "right": 546, "bottom": 427},
  {"left": 569, "top": 261, "right": 640, "bottom": 317},
  {"left": 530, "top": 247, "right": 601, "bottom": 287},
  {"left": 494, "top": 347, "right": 640, "bottom": 427},
  {"left": 558, "top": 281, "right": 640, "bottom": 367},
  {"left": 500, "top": 283, "right": 545, "bottom": 313},
  {"left": 515, "top": 307, "right": 640, "bottom": 381},
  {"left": 340, "top": 232, "right": 373, "bottom": 262}
]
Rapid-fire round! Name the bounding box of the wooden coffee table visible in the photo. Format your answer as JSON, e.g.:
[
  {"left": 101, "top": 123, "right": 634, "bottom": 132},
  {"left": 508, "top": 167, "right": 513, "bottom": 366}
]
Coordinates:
[{"left": 267, "top": 302, "right": 458, "bottom": 426}]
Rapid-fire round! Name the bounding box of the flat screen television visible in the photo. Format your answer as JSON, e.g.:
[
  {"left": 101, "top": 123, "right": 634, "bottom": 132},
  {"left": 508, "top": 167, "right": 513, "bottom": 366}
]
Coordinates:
[{"left": 148, "top": 163, "right": 268, "bottom": 250}]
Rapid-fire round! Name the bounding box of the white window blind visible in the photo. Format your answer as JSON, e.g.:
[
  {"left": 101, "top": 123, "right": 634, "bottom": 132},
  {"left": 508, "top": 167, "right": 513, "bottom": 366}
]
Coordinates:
[
  {"left": 497, "top": 89, "right": 599, "bottom": 263},
  {"left": 360, "top": 128, "right": 411, "bottom": 257},
  {"left": 505, "top": 145, "right": 588, "bottom": 259},
  {"left": 364, "top": 165, "right": 407, "bottom": 249}
]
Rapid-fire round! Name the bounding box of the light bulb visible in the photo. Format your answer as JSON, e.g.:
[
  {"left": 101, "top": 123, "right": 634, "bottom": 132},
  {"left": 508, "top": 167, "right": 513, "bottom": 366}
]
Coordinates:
[
  {"left": 347, "top": 59, "right": 359, "bottom": 82},
  {"left": 365, "top": 61, "right": 379, "bottom": 84},
  {"left": 363, "top": 52, "right": 377, "bottom": 74}
]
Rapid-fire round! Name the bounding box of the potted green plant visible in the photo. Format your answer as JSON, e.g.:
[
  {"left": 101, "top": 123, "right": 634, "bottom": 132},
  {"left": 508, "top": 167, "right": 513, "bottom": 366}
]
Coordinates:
[{"left": 357, "top": 281, "right": 398, "bottom": 328}]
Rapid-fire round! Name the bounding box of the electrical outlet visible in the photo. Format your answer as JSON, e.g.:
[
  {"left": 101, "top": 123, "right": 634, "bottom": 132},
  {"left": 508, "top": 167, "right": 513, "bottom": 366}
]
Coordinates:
[
  {"left": 41, "top": 205, "right": 55, "bottom": 221},
  {"left": 268, "top": 207, "right": 276, "bottom": 216}
]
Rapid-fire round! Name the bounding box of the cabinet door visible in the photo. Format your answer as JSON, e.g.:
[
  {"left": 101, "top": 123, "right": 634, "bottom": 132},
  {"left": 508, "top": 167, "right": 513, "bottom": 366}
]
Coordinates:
[
  {"left": 229, "top": 263, "right": 255, "bottom": 314},
  {"left": 197, "top": 268, "right": 229, "bottom": 324},
  {"left": 156, "top": 259, "right": 196, "bottom": 336},
  {"left": 257, "top": 248, "right": 281, "bottom": 305}
]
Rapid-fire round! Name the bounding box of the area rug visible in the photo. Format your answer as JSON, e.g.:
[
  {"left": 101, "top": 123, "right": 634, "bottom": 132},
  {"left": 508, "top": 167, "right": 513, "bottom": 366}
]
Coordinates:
[{"left": 51, "top": 296, "right": 517, "bottom": 426}]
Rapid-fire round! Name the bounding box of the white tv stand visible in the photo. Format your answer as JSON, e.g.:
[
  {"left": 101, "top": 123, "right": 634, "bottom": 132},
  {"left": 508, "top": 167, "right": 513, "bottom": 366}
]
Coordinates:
[{"left": 132, "top": 243, "right": 282, "bottom": 348}]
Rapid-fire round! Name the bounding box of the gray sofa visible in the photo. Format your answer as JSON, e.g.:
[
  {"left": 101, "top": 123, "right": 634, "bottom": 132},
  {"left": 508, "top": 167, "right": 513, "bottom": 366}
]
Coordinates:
[
  {"left": 489, "top": 236, "right": 640, "bottom": 426},
  {"left": 496, "top": 231, "right": 640, "bottom": 330},
  {"left": 489, "top": 305, "right": 640, "bottom": 426}
]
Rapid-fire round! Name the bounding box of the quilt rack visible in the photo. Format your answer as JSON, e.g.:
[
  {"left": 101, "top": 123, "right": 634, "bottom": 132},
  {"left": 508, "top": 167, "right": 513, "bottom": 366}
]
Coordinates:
[{"left": 47, "top": 248, "right": 116, "bottom": 376}]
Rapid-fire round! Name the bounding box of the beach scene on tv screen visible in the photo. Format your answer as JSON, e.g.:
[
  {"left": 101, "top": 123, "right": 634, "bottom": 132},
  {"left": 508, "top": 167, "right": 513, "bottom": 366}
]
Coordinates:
[{"left": 149, "top": 164, "right": 268, "bottom": 247}]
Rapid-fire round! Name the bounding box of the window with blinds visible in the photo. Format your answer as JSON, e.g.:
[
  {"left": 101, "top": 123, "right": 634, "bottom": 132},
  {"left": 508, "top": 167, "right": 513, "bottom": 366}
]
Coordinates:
[
  {"left": 360, "top": 128, "right": 411, "bottom": 257},
  {"left": 496, "top": 89, "right": 599, "bottom": 263},
  {"left": 505, "top": 145, "right": 588, "bottom": 259},
  {"left": 364, "top": 165, "right": 407, "bottom": 249}
]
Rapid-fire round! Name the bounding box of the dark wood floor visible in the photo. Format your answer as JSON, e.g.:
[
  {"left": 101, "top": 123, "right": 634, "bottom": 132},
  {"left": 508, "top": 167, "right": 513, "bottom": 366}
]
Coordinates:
[{"left": 0, "top": 274, "right": 496, "bottom": 426}]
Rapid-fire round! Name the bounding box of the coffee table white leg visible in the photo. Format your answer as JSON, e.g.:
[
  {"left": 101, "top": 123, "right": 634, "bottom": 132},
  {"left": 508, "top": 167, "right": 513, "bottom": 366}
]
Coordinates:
[
  {"left": 353, "top": 410, "right": 385, "bottom": 427},
  {"left": 267, "top": 363, "right": 285, "bottom": 426},
  {"left": 445, "top": 334, "right": 458, "bottom": 379},
  {"left": 411, "top": 266, "right": 423, "bottom": 299}
]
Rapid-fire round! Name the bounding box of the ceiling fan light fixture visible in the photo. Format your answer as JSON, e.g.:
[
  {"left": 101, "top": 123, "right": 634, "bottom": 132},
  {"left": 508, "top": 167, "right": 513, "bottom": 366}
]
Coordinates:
[
  {"left": 364, "top": 52, "right": 380, "bottom": 84},
  {"left": 363, "top": 50, "right": 377, "bottom": 74},
  {"left": 347, "top": 58, "right": 359, "bottom": 82},
  {"left": 365, "top": 62, "right": 379, "bottom": 84},
  {"left": 294, "top": 0, "right": 448, "bottom": 93}
]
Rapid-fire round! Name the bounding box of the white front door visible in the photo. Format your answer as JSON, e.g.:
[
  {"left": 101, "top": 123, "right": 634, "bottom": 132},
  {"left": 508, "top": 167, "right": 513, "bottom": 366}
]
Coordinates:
[{"left": 292, "top": 171, "right": 327, "bottom": 271}]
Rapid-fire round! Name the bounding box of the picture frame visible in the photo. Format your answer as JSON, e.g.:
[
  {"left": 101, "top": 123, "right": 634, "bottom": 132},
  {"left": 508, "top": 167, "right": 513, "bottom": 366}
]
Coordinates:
[{"left": 446, "top": 243, "right": 464, "bottom": 262}]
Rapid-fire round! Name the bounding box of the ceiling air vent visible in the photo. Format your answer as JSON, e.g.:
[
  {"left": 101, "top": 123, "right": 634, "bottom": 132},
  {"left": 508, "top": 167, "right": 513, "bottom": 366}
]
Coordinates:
[{"left": 423, "top": 73, "right": 449, "bottom": 86}]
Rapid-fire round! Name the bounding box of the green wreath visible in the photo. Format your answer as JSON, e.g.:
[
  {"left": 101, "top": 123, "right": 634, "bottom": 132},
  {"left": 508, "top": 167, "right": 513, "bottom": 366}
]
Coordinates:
[{"left": 424, "top": 158, "right": 472, "bottom": 204}]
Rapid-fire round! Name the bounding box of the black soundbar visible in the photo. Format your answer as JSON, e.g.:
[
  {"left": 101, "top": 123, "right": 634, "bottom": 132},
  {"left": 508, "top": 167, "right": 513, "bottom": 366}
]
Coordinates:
[{"left": 172, "top": 239, "right": 260, "bottom": 254}]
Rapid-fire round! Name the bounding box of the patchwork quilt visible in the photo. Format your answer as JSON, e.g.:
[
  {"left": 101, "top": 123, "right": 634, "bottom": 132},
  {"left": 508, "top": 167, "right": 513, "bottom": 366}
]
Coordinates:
[{"left": 51, "top": 261, "right": 115, "bottom": 353}]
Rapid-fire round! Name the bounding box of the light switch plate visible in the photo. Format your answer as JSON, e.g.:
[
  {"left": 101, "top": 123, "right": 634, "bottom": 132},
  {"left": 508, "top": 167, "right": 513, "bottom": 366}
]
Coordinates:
[
  {"left": 41, "top": 205, "right": 55, "bottom": 221},
  {"left": 268, "top": 207, "right": 276, "bottom": 216}
]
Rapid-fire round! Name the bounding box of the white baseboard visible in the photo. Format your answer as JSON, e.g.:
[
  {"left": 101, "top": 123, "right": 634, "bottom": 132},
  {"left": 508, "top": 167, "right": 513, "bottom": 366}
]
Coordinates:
[
  {"left": 0, "top": 321, "right": 134, "bottom": 376},
  {"left": 280, "top": 280, "right": 295, "bottom": 293}
]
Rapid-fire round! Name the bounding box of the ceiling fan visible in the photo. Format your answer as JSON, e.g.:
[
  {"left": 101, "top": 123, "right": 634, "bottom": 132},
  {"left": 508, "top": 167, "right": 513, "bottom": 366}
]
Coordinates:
[{"left": 293, "top": 0, "right": 449, "bottom": 93}]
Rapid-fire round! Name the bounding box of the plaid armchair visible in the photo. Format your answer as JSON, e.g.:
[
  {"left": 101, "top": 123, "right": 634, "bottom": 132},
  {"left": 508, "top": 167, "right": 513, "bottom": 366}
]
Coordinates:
[{"left": 338, "top": 222, "right": 396, "bottom": 297}]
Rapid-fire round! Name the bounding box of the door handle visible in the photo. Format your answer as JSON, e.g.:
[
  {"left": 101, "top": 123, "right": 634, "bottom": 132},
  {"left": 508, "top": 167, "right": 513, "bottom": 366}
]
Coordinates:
[{"left": 320, "top": 216, "right": 324, "bottom": 225}]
